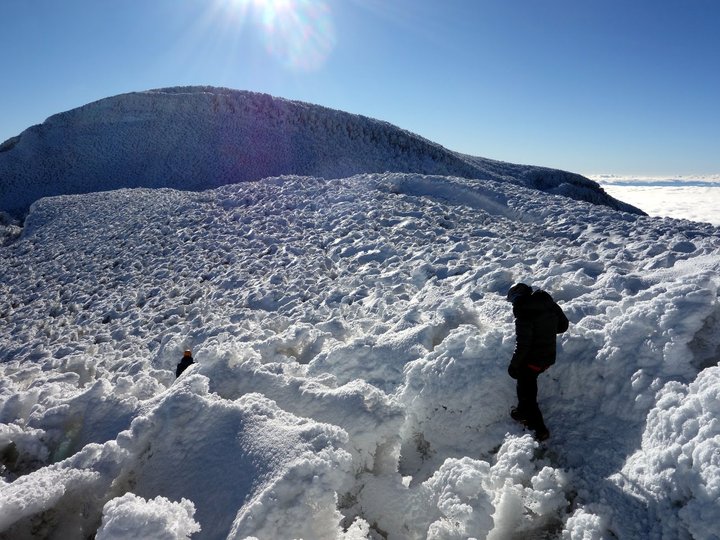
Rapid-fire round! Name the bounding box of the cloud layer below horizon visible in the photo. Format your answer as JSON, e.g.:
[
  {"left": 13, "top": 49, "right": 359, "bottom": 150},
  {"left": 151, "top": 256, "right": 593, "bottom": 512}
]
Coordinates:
[{"left": 592, "top": 176, "right": 720, "bottom": 226}]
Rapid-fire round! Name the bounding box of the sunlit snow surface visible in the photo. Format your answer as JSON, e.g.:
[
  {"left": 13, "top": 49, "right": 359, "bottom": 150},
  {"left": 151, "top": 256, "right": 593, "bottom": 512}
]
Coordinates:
[{"left": 1, "top": 173, "right": 719, "bottom": 539}]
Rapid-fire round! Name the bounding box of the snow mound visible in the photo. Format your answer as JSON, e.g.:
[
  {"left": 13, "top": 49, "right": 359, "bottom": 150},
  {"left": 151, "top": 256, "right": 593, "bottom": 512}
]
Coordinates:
[
  {"left": 1, "top": 376, "right": 353, "bottom": 539},
  {"left": 97, "top": 493, "right": 200, "bottom": 540},
  {"left": 1, "top": 173, "right": 718, "bottom": 538},
  {"left": 0, "top": 86, "right": 640, "bottom": 217},
  {"left": 617, "top": 367, "right": 720, "bottom": 539}
]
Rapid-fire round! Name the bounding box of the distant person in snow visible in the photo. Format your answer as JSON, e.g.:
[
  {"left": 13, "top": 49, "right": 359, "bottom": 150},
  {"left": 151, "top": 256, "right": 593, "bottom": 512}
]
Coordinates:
[
  {"left": 506, "top": 283, "right": 569, "bottom": 441},
  {"left": 176, "top": 349, "right": 195, "bottom": 378}
]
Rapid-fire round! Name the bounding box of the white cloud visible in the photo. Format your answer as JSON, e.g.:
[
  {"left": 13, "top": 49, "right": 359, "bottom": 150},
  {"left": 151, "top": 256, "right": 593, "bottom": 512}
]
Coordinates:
[
  {"left": 589, "top": 174, "right": 720, "bottom": 186},
  {"left": 599, "top": 184, "right": 720, "bottom": 226}
]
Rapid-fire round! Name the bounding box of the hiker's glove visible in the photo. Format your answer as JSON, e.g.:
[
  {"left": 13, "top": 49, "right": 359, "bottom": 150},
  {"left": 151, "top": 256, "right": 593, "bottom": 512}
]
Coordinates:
[{"left": 507, "top": 363, "right": 520, "bottom": 379}]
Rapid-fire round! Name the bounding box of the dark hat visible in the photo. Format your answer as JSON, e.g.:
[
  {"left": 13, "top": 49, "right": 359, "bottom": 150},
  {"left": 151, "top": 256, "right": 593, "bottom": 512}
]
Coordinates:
[{"left": 507, "top": 283, "right": 532, "bottom": 303}]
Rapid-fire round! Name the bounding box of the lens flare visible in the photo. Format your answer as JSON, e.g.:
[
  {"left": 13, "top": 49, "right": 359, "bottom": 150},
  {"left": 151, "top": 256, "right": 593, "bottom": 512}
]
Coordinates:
[{"left": 229, "top": 0, "right": 336, "bottom": 71}]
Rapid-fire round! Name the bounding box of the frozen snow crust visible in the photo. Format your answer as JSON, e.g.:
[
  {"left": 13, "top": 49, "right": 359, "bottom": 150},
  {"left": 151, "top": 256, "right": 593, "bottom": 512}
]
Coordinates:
[
  {"left": 0, "top": 173, "right": 718, "bottom": 539},
  {"left": 0, "top": 86, "right": 641, "bottom": 218}
]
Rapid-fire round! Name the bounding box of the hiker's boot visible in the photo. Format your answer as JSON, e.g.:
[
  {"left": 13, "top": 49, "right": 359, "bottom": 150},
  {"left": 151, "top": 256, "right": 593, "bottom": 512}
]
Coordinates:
[
  {"left": 534, "top": 427, "right": 550, "bottom": 442},
  {"left": 510, "top": 407, "right": 529, "bottom": 426}
]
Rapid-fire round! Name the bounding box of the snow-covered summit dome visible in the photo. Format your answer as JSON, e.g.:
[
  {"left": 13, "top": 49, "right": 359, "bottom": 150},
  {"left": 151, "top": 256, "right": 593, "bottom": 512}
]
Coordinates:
[{"left": 0, "top": 86, "right": 640, "bottom": 216}]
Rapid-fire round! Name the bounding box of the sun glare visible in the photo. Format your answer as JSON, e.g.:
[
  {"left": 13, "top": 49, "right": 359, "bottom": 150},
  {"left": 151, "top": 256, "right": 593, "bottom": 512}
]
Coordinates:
[
  {"left": 225, "top": 0, "right": 336, "bottom": 71},
  {"left": 251, "top": 0, "right": 293, "bottom": 10}
]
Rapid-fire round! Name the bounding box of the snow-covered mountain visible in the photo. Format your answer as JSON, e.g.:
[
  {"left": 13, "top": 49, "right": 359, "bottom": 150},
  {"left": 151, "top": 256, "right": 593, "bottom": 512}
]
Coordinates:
[
  {"left": 0, "top": 86, "right": 640, "bottom": 217},
  {"left": 1, "top": 89, "right": 719, "bottom": 540}
]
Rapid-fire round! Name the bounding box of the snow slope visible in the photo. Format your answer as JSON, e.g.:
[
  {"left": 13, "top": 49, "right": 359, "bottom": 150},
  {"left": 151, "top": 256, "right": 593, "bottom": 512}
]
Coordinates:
[
  {"left": 0, "top": 86, "right": 641, "bottom": 218},
  {"left": 1, "top": 172, "right": 718, "bottom": 539}
]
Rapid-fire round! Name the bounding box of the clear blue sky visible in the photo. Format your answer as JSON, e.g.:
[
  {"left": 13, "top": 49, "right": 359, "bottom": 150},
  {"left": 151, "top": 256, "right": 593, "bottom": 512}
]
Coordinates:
[{"left": 2, "top": 0, "right": 718, "bottom": 176}]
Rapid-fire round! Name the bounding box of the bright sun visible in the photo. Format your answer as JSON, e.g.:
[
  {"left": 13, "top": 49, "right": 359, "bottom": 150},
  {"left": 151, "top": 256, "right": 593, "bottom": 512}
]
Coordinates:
[
  {"left": 223, "top": 0, "right": 337, "bottom": 71},
  {"left": 228, "top": 0, "right": 294, "bottom": 20},
  {"left": 251, "top": 0, "right": 293, "bottom": 9}
]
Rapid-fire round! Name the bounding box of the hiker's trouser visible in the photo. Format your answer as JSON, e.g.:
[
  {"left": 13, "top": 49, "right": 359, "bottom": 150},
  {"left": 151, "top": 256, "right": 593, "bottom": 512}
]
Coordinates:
[{"left": 516, "top": 367, "right": 547, "bottom": 432}]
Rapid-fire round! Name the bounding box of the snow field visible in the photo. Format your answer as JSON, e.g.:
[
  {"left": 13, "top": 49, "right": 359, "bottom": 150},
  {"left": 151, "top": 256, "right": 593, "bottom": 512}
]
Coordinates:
[{"left": 0, "top": 172, "right": 719, "bottom": 538}]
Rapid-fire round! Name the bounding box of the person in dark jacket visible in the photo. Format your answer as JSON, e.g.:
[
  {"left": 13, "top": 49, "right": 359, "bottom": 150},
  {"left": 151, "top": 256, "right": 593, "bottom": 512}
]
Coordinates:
[
  {"left": 506, "top": 283, "right": 569, "bottom": 441},
  {"left": 176, "top": 349, "right": 195, "bottom": 378}
]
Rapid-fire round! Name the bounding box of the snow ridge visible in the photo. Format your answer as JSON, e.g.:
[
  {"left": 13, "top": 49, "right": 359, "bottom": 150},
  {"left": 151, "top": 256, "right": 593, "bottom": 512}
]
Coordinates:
[{"left": 0, "top": 86, "right": 640, "bottom": 217}]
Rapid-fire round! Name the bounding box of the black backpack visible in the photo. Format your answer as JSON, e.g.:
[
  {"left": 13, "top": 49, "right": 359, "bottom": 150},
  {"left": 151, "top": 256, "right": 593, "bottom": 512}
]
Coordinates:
[{"left": 555, "top": 302, "right": 569, "bottom": 334}]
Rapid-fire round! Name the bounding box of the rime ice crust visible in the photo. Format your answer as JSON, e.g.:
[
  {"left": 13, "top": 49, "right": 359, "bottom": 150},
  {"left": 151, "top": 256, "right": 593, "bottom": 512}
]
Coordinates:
[{"left": 0, "top": 86, "right": 641, "bottom": 217}]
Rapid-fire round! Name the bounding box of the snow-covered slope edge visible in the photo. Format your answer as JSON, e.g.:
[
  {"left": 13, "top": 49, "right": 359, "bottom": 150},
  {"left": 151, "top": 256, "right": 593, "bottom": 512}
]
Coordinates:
[
  {"left": 0, "top": 86, "right": 641, "bottom": 217},
  {"left": 1, "top": 174, "right": 718, "bottom": 539}
]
